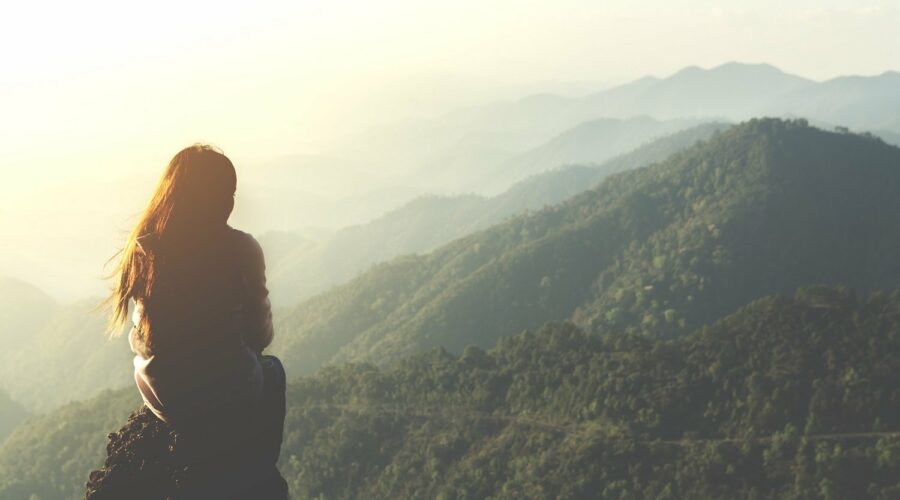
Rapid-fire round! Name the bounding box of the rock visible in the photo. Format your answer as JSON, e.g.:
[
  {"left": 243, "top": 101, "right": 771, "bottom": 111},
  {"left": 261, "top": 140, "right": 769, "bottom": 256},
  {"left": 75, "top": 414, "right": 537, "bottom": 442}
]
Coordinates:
[{"left": 85, "top": 407, "right": 287, "bottom": 500}]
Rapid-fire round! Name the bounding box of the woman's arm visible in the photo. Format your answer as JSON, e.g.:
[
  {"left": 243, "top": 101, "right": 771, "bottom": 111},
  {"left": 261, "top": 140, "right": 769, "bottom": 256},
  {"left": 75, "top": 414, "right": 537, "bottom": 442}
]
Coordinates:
[{"left": 239, "top": 233, "right": 274, "bottom": 352}]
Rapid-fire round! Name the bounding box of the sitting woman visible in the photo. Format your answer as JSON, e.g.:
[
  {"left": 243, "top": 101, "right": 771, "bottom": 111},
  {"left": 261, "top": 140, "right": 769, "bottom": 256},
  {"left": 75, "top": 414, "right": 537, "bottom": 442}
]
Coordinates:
[{"left": 106, "top": 144, "right": 287, "bottom": 497}]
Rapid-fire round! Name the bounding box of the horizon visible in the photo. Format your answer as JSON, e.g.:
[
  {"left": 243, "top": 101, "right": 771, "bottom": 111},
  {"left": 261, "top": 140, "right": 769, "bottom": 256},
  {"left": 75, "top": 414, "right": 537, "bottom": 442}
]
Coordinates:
[
  {"left": 3, "top": 0, "right": 900, "bottom": 193},
  {"left": 3, "top": 59, "right": 898, "bottom": 196},
  {"left": 2, "top": 59, "right": 897, "bottom": 206},
  {"left": 1, "top": 0, "right": 899, "bottom": 299}
]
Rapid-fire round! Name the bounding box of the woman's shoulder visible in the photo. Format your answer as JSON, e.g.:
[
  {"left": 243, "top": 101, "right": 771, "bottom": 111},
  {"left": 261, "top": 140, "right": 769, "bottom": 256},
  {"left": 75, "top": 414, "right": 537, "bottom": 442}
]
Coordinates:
[{"left": 224, "top": 226, "right": 265, "bottom": 262}]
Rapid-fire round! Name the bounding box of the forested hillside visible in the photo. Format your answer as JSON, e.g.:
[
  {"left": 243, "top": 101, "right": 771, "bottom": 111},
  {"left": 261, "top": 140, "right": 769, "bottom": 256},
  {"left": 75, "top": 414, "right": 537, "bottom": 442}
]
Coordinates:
[
  {"left": 265, "top": 123, "right": 728, "bottom": 304},
  {"left": 3, "top": 288, "right": 898, "bottom": 499},
  {"left": 0, "top": 389, "right": 138, "bottom": 499},
  {"left": 0, "top": 279, "right": 131, "bottom": 412},
  {"left": 271, "top": 118, "right": 900, "bottom": 376},
  {"left": 277, "top": 287, "right": 900, "bottom": 499},
  {"left": 0, "top": 391, "right": 27, "bottom": 443}
]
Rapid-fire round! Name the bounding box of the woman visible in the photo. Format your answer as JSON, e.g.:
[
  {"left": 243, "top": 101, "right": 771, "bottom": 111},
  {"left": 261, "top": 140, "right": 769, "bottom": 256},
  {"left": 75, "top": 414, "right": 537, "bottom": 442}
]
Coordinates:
[{"left": 106, "top": 144, "right": 286, "bottom": 495}]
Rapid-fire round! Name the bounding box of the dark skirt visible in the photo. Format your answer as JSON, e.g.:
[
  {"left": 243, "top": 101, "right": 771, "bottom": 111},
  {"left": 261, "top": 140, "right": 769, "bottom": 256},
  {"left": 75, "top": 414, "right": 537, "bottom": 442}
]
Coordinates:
[{"left": 175, "top": 354, "right": 288, "bottom": 499}]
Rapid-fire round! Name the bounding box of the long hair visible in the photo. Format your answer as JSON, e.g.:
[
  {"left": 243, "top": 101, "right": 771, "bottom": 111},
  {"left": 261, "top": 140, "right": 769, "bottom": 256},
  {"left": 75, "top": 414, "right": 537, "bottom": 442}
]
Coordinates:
[{"left": 106, "top": 144, "right": 236, "bottom": 342}]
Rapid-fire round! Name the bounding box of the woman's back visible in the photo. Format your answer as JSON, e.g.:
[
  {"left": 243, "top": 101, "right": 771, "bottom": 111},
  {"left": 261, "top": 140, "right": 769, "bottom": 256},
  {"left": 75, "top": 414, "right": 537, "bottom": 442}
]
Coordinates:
[
  {"left": 129, "top": 226, "right": 273, "bottom": 424},
  {"left": 104, "top": 144, "right": 286, "bottom": 497}
]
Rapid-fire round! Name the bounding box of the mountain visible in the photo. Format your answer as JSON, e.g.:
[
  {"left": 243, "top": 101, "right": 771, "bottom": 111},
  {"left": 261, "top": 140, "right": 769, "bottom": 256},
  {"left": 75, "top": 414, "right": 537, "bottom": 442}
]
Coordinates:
[
  {"left": 0, "top": 277, "right": 56, "bottom": 352},
  {"left": 0, "top": 279, "right": 132, "bottom": 412},
  {"left": 338, "top": 63, "right": 899, "bottom": 197},
  {"left": 3, "top": 126, "right": 726, "bottom": 411},
  {"left": 0, "top": 390, "right": 27, "bottom": 443},
  {"left": 4, "top": 287, "right": 899, "bottom": 499},
  {"left": 269, "top": 119, "right": 900, "bottom": 376},
  {"left": 485, "top": 122, "right": 729, "bottom": 217},
  {"left": 876, "top": 129, "right": 900, "bottom": 147},
  {"left": 0, "top": 389, "right": 138, "bottom": 500},
  {"left": 580, "top": 62, "right": 813, "bottom": 120},
  {"left": 265, "top": 123, "right": 729, "bottom": 305},
  {"left": 361, "top": 115, "right": 709, "bottom": 195},
  {"left": 340, "top": 63, "right": 814, "bottom": 194},
  {"left": 768, "top": 71, "right": 900, "bottom": 133},
  {"left": 255, "top": 231, "right": 317, "bottom": 274},
  {"left": 270, "top": 288, "right": 900, "bottom": 499},
  {"left": 9, "top": 63, "right": 897, "bottom": 302},
  {"left": 481, "top": 116, "right": 707, "bottom": 193}
]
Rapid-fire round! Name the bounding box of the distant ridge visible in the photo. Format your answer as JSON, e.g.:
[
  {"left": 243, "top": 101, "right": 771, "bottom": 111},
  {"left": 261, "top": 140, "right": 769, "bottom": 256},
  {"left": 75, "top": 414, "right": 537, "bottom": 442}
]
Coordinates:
[
  {"left": 273, "top": 118, "right": 900, "bottom": 375},
  {"left": 265, "top": 122, "right": 728, "bottom": 304},
  {"left": 339, "top": 62, "right": 898, "bottom": 194}
]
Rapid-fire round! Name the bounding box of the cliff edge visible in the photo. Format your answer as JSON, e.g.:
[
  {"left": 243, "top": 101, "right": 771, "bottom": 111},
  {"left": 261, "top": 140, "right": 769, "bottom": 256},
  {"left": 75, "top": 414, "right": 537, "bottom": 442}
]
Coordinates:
[{"left": 85, "top": 407, "right": 288, "bottom": 500}]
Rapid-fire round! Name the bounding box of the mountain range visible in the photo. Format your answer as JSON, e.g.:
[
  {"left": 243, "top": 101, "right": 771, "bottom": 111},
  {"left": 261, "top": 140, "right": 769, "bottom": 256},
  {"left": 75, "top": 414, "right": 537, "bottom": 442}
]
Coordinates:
[
  {"left": 3, "top": 118, "right": 898, "bottom": 421},
  {"left": 4, "top": 62, "right": 899, "bottom": 302},
  {"left": 0, "top": 123, "right": 729, "bottom": 412},
  {"left": 270, "top": 119, "right": 900, "bottom": 376},
  {"left": 263, "top": 121, "right": 729, "bottom": 304},
  {"left": 337, "top": 62, "right": 900, "bottom": 195},
  {"left": 2, "top": 62, "right": 900, "bottom": 498},
  {"left": 0, "top": 278, "right": 131, "bottom": 413},
  {"left": 3, "top": 286, "right": 898, "bottom": 498}
]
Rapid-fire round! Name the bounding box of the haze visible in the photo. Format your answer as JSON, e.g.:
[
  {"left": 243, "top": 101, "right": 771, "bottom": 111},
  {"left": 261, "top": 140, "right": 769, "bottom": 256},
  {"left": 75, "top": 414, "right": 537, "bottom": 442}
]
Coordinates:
[
  {"left": 3, "top": 0, "right": 898, "bottom": 187},
  {"left": 1, "top": 0, "right": 898, "bottom": 298}
]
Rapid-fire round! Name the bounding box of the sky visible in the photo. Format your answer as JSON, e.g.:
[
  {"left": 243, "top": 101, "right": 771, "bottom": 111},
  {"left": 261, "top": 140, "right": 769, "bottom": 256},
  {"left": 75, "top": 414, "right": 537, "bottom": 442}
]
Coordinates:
[
  {"left": 1, "top": 0, "right": 898, "bottom": 198},
  {"left": 0, "top": 0, "right": 898, "bottom": 300}
]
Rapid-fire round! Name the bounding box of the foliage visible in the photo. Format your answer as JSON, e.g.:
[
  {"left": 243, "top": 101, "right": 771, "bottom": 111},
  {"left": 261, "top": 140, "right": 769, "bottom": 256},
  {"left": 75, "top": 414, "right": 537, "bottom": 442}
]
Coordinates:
[
  {"left": 5, "top": 118, "right": 900, "bottom": 498},
  {"left": 3, "top": 288, "right": 899, "bottom": 499},
  {"left": 0, "top": 390, "right": 138, "bottom": 500},
  {"left": 272, "top": 119, "right": 900, "bottom": 376},
  {"left": 264, "top": 123, "right": 729, "bottom": 305}
]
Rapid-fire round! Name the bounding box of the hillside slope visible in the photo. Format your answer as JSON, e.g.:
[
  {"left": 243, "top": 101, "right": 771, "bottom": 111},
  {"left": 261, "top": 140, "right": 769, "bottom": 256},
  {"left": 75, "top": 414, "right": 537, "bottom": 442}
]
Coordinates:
[
  {"left": 0, "top": 391, "right": 27, "bottom": 443},
  {"left": 276, "top": 287, "right": 900, "bottom": 499},
  {"left": 272, "top": 119, "right": 900, "bottom": 375},
  {"left": 0, "top": 279, "right": 132, "bottom": 412},
  {"left": 3, "top": 287, "right": 899, "bottom": 499},
  {"left": 266, "top": 123, "right": 728, "bottom": 304},
  {"left": 0, "top": 277, "right": 56, "bottom": 352},
  {"left": 0, "top": 389, "right": 138, "bottom": 499},
  {"left": 474, "top": 116, "right": 705, "bottom": 193}
]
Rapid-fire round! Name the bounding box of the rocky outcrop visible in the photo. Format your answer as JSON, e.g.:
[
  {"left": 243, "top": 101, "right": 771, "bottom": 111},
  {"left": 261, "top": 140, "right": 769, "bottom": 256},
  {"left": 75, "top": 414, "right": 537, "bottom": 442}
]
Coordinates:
[{"left": 85, "top": 407, "right": 287, "bottom": 500}]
